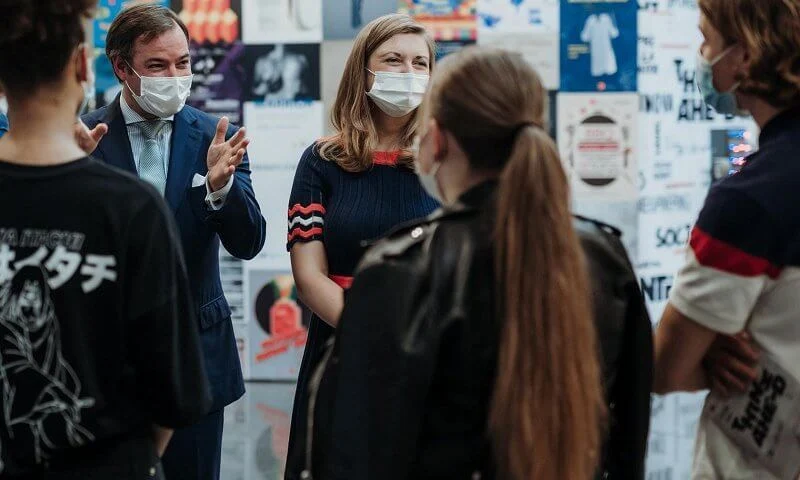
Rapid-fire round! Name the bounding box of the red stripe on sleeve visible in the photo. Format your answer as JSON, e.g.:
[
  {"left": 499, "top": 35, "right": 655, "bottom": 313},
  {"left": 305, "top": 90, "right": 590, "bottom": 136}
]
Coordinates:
[
  {"left": 690, "top": 227, "right": 781, "bottom": 279},
  {"left": 288, "top": 203, "right": 326, "bottom": 217},
  {"left": 329, "top": 275, "right": 354, "bottom": 289},
  {"left": 287, "top": 227, "right": 323, "bottom": 243}
]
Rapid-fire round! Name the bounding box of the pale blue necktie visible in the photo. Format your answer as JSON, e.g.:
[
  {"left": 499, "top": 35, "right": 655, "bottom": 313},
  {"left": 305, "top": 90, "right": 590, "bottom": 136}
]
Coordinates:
[{"left": 137, "top": 120, "right": 167, "bottom": 195}]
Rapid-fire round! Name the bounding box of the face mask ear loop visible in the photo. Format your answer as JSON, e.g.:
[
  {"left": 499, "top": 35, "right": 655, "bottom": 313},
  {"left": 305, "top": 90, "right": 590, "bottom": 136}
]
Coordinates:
[
  {"left": 709, "top": 45, "right": 736, "bottom": 66},
  {"left": 124, "top": 61, "right": 144, "bottom": 98},
  {"left": 710, "top": 46, "right": 741, "bottom": 94}
]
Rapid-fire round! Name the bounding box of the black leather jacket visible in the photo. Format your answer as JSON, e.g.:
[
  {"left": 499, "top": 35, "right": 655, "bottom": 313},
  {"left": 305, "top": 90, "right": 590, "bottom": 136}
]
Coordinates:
[{"left": 300, "top": 181, "right": 652, "bottom": 480}]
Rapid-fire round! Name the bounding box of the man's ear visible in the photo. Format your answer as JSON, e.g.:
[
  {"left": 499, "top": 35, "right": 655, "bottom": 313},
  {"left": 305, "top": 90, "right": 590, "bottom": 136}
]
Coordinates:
[{"left": 112, "top": 56, "right": 131, "bottom": 84}]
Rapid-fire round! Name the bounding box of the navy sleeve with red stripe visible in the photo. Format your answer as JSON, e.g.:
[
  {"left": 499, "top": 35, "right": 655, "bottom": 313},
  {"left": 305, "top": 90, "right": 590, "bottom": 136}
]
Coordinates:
[
  {"left": 287, "top": 145, "right": 327, "bottom": 251},
  {"left": 668, "top": 186, "right": 783, "bottom": 333},
  {"left": 691, "top": 186, "right": 782, "bottom": 277}
]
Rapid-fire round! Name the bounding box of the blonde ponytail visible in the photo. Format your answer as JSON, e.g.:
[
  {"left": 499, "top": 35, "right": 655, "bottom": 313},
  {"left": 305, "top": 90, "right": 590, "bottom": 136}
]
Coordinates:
[{"left": 490, "top": 126, "right": 606, "bottom": 480}]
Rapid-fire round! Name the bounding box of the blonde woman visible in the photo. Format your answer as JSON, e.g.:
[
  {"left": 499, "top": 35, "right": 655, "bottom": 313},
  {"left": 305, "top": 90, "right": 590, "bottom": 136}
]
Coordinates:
[{"left": 284, "top": 14, "right": 438, "bottom": 479}]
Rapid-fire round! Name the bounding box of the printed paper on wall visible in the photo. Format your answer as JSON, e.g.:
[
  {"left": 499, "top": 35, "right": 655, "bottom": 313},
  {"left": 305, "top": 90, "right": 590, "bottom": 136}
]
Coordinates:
[
  {"left": 560, "top": 0, "right": 637, "bottom": 92},
  {"left": 243, "top": 101, "right": 324, "bottom": 269},
  {"left": 398, "top": 0, "right": 478, "bottom": 41},
  {"left": 477, "top": 0, "right": 560, "bottom": 88},
  {"left": 557, "top": 93, "right": 639, "bottom": 201},
  {"left": 173, "top": 0, "right": 242, "bottom": 45},
  {"left": 189, "top": 42, "right": 246, "bottom": 124},
  {"left": 242, "top": 0, "right": 322, "bottom": 44},
  {"left": 247, "top": 271, "right": 310, "bottom": 381},
  {"left": 241, "top": 44, "right": 321, "bottom": 103},
  {"left": 323, "top": 0, "right": 398, "bottom": 40}
]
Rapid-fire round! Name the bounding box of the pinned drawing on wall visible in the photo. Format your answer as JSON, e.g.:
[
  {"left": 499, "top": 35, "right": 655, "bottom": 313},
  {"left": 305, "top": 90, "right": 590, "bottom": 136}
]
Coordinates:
[
  {"left": 173, "top": 0, "right": 242, "bottom": 45},
  {"left": 477, "top": 0, "right": 560, "bottom": 89},
  {"left": 398, "top": 0, "right": 478, "bottom": 41},
  {"left": 558, "top": 93, "right": 639, "bottom": 200},
  {"left": 242, "top": 100, "right": 324, "bottom": 268},
  {"left": 247, "top": 271, "right": 311, "bottom": 380},
  {"left": 323, "top": 0, "right": 398, "bottom": 39},
  {"left": 241, "top": 44, "right": 321, "bottom": 103},
  {"left": 241, "top": 0, "right": 322, "bottom": 44},
  {"left": 560, "top": 0, "right": 637, "bottom": 92},
  {"left": 189, "top": 42, "right": 247, "bottom": 124}
]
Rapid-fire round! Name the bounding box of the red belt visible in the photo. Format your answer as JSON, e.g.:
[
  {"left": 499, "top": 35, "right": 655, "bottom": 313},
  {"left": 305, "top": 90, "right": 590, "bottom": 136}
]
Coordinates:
[{"left": 329, "top": 275, "right": 353, "bottom": 289}]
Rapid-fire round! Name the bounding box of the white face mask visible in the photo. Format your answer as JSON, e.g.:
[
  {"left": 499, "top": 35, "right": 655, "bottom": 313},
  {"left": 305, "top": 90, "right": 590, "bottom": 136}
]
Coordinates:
[
  {"left": 126, "top": 63, "right": 193, "bottom": 118},
  {"left": 412, "top": 134, "right": 443, "bottom": 203},
  {"left": 366, "top": 69, "right": 429, "bottom": 118},
  {"left": 417, "top": 161, "right": 443, "bottom": 203}
]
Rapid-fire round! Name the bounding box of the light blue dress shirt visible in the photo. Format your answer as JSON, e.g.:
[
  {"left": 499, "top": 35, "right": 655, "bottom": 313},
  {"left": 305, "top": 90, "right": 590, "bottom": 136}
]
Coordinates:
[{"left": 120, "top": 95, "right": 233, "bottom": 209}]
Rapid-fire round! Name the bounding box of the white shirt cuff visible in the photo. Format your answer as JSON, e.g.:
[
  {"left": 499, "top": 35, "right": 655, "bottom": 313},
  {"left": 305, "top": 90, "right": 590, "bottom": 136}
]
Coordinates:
[{"left": 204, "top": 174, "right": 234, "bottom": 211}]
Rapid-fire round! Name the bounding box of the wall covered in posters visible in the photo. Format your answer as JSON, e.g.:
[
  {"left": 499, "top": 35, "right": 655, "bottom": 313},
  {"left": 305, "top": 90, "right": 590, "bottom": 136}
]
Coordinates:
[{"left": 89, "top": 0, "right": 764, "bottom": 476}]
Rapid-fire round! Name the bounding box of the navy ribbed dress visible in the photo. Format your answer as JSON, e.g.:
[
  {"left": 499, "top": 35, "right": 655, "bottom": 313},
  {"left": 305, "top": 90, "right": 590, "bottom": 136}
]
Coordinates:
[{"left": 284, "top": 143, "right": 438, "bottom": 478}]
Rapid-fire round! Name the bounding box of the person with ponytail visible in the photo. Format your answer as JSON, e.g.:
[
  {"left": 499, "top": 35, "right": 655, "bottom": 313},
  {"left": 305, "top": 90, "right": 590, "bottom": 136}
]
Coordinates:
[{"left": 296, "top": 47, "right": 636, "bottom": 480}]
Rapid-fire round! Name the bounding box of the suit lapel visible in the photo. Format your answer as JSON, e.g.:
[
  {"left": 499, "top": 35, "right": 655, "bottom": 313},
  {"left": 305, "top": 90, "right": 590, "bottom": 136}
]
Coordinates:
[
  {"left": 96, "top": 97, "right": 136, "bottom": 174},
  {"left": 166, "top": 108, "right": 203, "bottom": 212}
]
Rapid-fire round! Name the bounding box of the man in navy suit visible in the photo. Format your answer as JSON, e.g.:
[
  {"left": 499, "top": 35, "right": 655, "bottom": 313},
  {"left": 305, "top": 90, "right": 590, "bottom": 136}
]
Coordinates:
[{"left": 82, "top": 5, "right": 265, "bottom": 480}]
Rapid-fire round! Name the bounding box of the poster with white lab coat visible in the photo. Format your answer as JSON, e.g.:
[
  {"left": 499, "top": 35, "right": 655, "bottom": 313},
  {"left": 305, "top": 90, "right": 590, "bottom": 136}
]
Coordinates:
[{"left": 560, "top": 0, "right": 637, "bottom": 92}]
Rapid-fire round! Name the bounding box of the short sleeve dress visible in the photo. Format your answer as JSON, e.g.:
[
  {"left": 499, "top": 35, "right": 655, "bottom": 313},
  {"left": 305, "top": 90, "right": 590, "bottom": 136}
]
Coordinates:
[{"left": 284, "top": 143, "right": 438, "bottom": 479}]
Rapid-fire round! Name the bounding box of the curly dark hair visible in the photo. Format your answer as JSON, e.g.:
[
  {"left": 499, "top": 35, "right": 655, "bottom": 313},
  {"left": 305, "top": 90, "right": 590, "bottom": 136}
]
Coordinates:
[
  {"left": 699, "top": 0, "right": 800, "bottom": 108},
  {"left": 0, "top": 0, "right": 95, "bottom": 96}
]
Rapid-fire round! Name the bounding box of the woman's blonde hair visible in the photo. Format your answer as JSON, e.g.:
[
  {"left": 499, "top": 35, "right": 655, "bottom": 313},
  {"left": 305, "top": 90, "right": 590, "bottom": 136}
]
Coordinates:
[
  {"left": 423, "top": 46, "right": 606, "bottom": 479},
  {"left": 317, "top": 14, "right": 435, "bottom": 172},
  {"left": 699, "top": 0, "right": 800, "bottom": 107}
]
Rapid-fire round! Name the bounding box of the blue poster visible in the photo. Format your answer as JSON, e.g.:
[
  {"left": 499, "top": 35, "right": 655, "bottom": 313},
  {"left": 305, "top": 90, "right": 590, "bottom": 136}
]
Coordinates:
[{"left": 560, "top": 0, "right": 637, "bottom": 92}]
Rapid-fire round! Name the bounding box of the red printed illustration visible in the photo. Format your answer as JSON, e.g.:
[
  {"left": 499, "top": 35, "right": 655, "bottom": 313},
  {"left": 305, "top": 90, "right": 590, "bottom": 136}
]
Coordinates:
[{"left": 253, "top": 275, "right": 310, "bottom": 363}]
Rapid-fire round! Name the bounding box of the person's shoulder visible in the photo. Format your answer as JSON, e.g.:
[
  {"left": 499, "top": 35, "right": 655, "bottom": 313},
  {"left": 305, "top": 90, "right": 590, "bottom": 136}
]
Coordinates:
[
  {"left": 358, "top": 204, "right": 481, "bottom": 272},
  {"left": 81, "top": 103, "right": 114, "bottom": 128},
  {"left": 298, "top": 141, "right": 337, "bottom": 171},
  {"left": 181, "top": 106, "right": 218, "bottom": 135}
]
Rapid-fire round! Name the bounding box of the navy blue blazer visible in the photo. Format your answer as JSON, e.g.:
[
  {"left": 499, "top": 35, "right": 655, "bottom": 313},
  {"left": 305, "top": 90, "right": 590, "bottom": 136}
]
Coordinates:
[{"left": 83, "top": 98, "right": 266, "bottom": 412}]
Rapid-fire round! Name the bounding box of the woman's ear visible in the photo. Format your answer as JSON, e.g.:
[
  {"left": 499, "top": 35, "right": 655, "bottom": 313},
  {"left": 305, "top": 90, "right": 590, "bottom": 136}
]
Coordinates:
[{"left": 733, "top": 44, "right": 749, "bottom": 81}]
